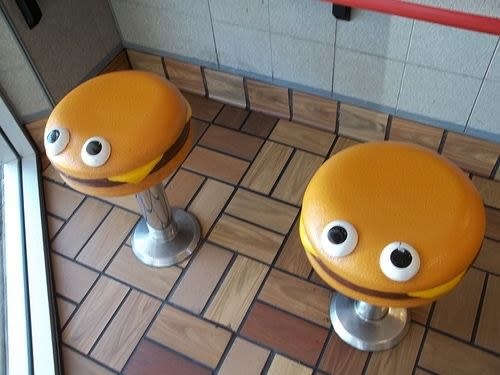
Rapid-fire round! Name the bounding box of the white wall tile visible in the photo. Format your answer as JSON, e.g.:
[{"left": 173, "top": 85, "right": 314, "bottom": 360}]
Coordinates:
[
  {"left": 0, "top": 12, "right": 51, "bottom": 120},
  {"left": 398, "top": 64, "right": 481, "bottom": 126},
  {"left": 486, "top": 43, "right": 500, "bottom": 81},
  {"left": 271, "top": 34, "right": 333, "bottom": 92},
  {"left": 407, "top": 21, "right": 497, "bottom": 77},
  {"left": 467, "top": 80, "right": 500, "bottom": 139},
  {"left": 269, "top": 0, "right": 335, "bottom": 44},
  {"left": 336, "top": 10, "right": 413, "bottom": 61},
  {"left": 333, "top": 48, "right": 404, "bottom": 108},
  {"left": 209, "top": 0, "right": 269, "bottom": 31},
  {"left": 111, "top": 0, "right": 217, "bottom": 63},
  {"left": 214, "top": 22, "right": 272, "bottom": 77}
]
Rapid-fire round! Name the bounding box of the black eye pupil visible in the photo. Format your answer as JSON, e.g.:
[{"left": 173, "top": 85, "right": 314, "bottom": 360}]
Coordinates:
[
  {"left": 328, "top": 226, "right": 348, "bottom": 245},
  {"left": 390, "top": 248, "right": 413, "bottom": 268},
  {"left": 47, "top": 130, "right": 60, "bottom": 144},
  {"left": 86, "top": 141, "right": 102, "bottom": 156}
]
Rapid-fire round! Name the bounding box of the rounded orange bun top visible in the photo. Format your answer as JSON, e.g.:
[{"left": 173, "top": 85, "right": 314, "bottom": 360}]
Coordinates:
[
  {"left": 44, "top": 70, "right": 190, "bottom": 181},
  {"left": 300, "top": 141, "right": 485, "bottom": 307}
]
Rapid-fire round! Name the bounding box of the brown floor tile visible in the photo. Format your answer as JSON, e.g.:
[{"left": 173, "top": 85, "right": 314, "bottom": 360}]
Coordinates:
[
  {"left": 183, "top": 92, "right": 223, "bottom": 122},
  {"left": 199, "top": 125, "right": 263, "bottom": 160},
  {"left": 214, "top": 105, "right": 249, "bottom": 129},
  {"left": 268, "top": 354, "right": 313, "bottom": 375},
  {"left": 431, "top": 268, "right": 485, "bottom": 340},
  {"left": 209, "top": 215, "right": 283, "bottom": 264},
  {"left": 410, "top": 303, "right": 432, "bottom": 325},
  {"left": 472, "top": 176, "right": 500, "bottom": 209},
  {"left": 320, "top": 333, "right": 368, "bottom": 374},
  {"left": 486, "top": 207, "right": 500, "bottom": 240},
  {"left": 218, "top": 337, "right": 269, "bottom": 375},
  {"left": 241, "top": 111, "right": 278, "bottom": 138},
  {"left": 106, "top": 245, "right": 182, "bottom": 299},
  {"left": 51, "top": 253, "right": 98, "bottom": 303},
  {"left": 419, "top": 330, "right": 500, "bottom": 375},
  {"left": 442, "top": 132, "right": 500, "bottom": 177},
  {"left": 496, "top": 167, "right": 500, "bottom": 181},
  {"left": 309, "top": 270, "right": 330, "bottom": 288},
  {"left": 338, "top": 104, "right": 388, "bottom": 142},
  {"left": 170, "top": 243, "right": 233, "bottom": 314},
  {"left": 100, "top": 50, "right": 131, "bottom": 74},
  {"left": 474, "top": 238, "right": 500, "bottom": 273},
  {"left": 62, "top": 346, "right": 115, "bottom": 375},
  {"left": 124, "top": 339, "right": 211, "bottom": 375},
  {"left": 25, "top": 117, "right": 47, "bottom": 154},
  {"left": 204, "top": 256, "right": 268, "bottom": 331},
  {"left": 205, "top": 69, "right": 246, "bottom": 108},
  {"left": 225, "top": 189, "right": 298, "bottom": 234},
  {"left": 77, "top": 207, "right": 138, "bottom": 271},
  {"left": 292, "top": 91, "right": 337, "bottom": 132},
  {"left": 365, "top": 323, "right": 425, "bottom": 375},
  {"left": 258, "top": 269, "right": 332, "bottom": 328},
  {"left": 91, "top": 290, "right": 161, "bottom": 371},
  {"left": 329, "top": 136, "right": 360, "bottom": 157},
  {"left": 389, "top": 117, "right": 444, "bottom": 151},
  {"left": 187, "top": 179, "right": 234, "bottom": 236},
  {"left": 127, "top": 50, "right": 165, "bottom": 77},
  {"left": 270, "top": 120, "right": 335, "bottom": 156},
  {"left": 43, "top": 165, "right": 65, "bottom": 185},
  {"left": 415, "top": 368, "right": 434, "bottom": 375},
  {"left": 275, "top": 221, "right": 312, "bottom": 278},
  {"left": 240, "top": 301, "right": 328, "bottom": 367},
  {"left": 183, "top": 146, "right": 249, "bottom": 184},
  {"left": 99, "top": 194, "right": 140, "bottom": 214},
  {"left": 246, "top": 80, "right": 290, "bottom": 119},
  {"left": 241, "top": 141, "right": 293, "bottom": 194},
  {"left": 147, "top": 305, "right": 231, "bottom": 368},
  {"left": 43, "top": 180, "right": 84, "bottom": 219},
  {"left": 475, "top": 275, "right": 500, "bottom": 353},
  {"left": 165, "top": 169, "right": 205, "bottom": 209},
  {"left": 191, "top": 118, "right": 210, "bottom": 145},
  {"left": 51, "top": 198, "right": 111, "bottom": 258},
  {"left": 163, "top": 58, "right": 205, "bottom": 95},
  {"left": 63, "top": 276, "right": 129, "bottom": 353},
  {"left": 272, "top": 150, "right": 324, "bottom": 205},
  {"left": 46, "top": 215, "right": 64, "bottom": 240},
  {"left": 57, "top": 297, "right": 76, "bottom": 328}
]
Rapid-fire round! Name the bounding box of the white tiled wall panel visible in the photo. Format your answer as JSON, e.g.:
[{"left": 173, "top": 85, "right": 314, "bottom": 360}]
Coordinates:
[
  {"left": 271, "top": 34, "right": 334, "bottom": 92},
  {"left": 467, "top": 80, "right": 500, "bottom": 140},
  {"left": 333, "top": 48, "right": 405, "bottom": 108},
  {"left": 407, "top": 21, "right": 498, "bottom": 77},
  {"left": 336, "top": 10, "right": 413, "bottom": 61},
  {"left": 111, "top": 0, "right": 217, "bottom": 63},
  {"left": 486, "top": 44, "right": 500, "bottom": 82},
  {"left": 214, "top": 22, "right": 272, "bottom": 77},
  {"left": 398, "top": 65, "right": 482, "bottom": 126},
  {"left": 209, "top": 0, "right": 269, "bottom": 31},
  {"left": 269, "top": 0, "right": 336, "bottom": 44}
]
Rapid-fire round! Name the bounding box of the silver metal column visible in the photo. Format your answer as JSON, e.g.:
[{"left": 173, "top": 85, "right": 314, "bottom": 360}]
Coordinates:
[
  {"left": 131, "top": 183, "right": 200, "bottom": 267},
  {"left": 330, "top": 293, "right": 409, "bottom": 351}
]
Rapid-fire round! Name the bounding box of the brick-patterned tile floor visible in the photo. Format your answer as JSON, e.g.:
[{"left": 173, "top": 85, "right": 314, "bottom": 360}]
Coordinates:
[{"left": 44, "top": 94, "right": 500, "bottom": 375}]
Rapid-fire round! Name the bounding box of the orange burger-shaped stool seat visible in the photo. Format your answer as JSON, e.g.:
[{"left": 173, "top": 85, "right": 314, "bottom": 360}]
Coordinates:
[
  {"left": 44, "top": 71, "right": 200, "bottom": 267},
  {"left": 300, "top": 142, "right": 485, "bottom": 351}
]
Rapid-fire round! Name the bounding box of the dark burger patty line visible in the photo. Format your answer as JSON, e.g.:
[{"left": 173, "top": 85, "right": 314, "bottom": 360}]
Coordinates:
[{"left": 55, "top": 121, "right": 190, "bottom": 188}]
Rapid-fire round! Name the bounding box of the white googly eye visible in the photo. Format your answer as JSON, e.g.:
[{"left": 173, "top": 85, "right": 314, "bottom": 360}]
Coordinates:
[
  {"left": 320, "top": 220, "right": 358, "bottom": 258},
  {"left": 81, "top": 136, "right": 111, "bottom": 167},
  {"left": 380, "top": 242, "right": 420, "bottom": 282},
  {"left": 45, "top": 128, "right": 70, "bottom": 156}
]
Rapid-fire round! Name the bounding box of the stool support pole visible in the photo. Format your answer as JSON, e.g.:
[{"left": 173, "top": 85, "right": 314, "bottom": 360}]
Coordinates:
[{"left": 131, "top": 183, "right": 200, "bottom": 267}]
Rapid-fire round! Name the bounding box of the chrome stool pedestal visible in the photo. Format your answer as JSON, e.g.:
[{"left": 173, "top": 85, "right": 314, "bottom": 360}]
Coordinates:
[
  {"left": 132, "top": 183, "right": 200, "bottom": 267},
  {"left": 330, "top": 293, "right": 409, "bottom": 351}
]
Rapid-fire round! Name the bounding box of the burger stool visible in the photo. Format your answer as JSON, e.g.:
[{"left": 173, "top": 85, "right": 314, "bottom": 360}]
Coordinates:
[
  {"left": 44, "top": 71, "right": 200, "bottom": 267},
  {"left": 299, "top": 142, "right": 485, "bottom": 351}
]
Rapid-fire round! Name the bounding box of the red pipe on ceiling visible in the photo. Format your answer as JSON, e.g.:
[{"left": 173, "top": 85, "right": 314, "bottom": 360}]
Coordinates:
[{"left": 323, "top": 0, "right": 500, "bottom": 35}]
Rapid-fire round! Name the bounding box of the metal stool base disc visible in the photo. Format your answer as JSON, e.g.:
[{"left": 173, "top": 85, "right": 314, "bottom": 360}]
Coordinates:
[
  {"left": 132, "top": 208, "right": 200, "bottom": 267},
  {"left": 330, "top": 293, "right": 409, "bottom": 351}
]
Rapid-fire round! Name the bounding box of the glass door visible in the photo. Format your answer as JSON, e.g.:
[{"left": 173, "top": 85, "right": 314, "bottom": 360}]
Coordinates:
[{"left": 1, "top": 97, "right": 60, "bottom": 374}]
